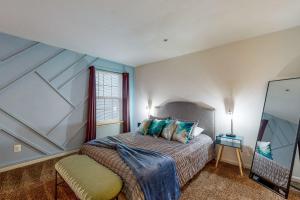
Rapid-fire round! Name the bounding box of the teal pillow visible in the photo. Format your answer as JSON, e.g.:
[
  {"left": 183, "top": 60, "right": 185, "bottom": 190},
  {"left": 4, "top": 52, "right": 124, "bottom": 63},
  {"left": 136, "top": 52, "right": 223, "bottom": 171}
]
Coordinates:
[
  {"left": 256, "top": 141, "right": 273, "bottom": 160},
  {"left": 147, "top": 119, "right": 166, "bottom": 137},
  {"left": 172, "top": 120, "right": 195, "bottom": 144}
]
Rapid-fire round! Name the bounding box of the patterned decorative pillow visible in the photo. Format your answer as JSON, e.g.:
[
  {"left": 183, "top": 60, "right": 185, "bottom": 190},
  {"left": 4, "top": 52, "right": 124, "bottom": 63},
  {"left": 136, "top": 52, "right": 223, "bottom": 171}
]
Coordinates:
[
  {"left": 161, "top": 120, "right": 177, "bottom": 140},
  {"left": 172, "top": 120, "right": 196, "bottom": 144},
  {"left": 147, "top": 119, "right": 166, "bottom": 137},
  {"left": 256, "top": 141, "right": 273, "bottom": 160},
  {"left": 174, "top": 119, "right": 198, "bottom": 140},
  {"left": 137, "top": 119, "right": 152, "bottom": 135}
]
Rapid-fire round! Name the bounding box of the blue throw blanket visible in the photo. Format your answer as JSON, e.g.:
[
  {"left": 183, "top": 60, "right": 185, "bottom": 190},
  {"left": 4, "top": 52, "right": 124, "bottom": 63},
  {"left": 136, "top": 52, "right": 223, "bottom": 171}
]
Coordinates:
[{"left": 88, "top": 136, "right": 180, "bottom": 200}]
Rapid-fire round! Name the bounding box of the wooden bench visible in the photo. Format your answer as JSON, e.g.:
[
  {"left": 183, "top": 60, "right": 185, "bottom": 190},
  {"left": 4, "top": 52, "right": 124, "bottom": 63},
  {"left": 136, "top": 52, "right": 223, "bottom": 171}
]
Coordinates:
[{"left": 55, "top": 155, "right": 122, "bottom": 200}]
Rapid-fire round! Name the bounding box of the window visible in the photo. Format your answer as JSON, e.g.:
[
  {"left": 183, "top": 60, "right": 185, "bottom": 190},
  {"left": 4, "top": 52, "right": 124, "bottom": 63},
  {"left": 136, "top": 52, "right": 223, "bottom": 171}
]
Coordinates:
[{"left": 96, "top": 70, "right": 122, "bottom": 123}]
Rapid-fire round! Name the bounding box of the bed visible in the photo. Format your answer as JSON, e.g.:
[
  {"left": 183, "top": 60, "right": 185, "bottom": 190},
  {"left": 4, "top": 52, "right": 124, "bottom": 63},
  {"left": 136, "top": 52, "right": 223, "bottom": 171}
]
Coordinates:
[
  {"left": 251, "top": 152, "right": 290, "bottom": 188},
  {"left": 80, "top": 101, "right": 215, "bottom": 200}
]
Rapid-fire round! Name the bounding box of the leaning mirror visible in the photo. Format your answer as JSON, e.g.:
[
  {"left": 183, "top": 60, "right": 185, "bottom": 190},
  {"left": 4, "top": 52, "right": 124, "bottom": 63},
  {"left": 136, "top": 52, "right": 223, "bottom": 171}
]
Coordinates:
[{"left": 250, "top": 78, "right": 300, "bottom": 199}]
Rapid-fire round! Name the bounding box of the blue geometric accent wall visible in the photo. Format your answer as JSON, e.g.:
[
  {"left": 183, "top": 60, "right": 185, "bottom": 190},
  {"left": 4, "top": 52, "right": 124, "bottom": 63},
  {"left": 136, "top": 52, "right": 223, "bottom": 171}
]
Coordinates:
[
  {"left": 0, "top": 32, "right": 135, "bottom": 168},
  {"left": 262, "top": 113, "right": 298, "bottom": 168}
]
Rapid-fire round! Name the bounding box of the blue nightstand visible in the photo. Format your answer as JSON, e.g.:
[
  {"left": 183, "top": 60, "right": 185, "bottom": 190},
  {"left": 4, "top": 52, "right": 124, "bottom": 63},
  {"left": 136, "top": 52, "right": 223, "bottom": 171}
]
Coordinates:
[{"left": 215, "top": 134, "right": 244, "bottom": 176}]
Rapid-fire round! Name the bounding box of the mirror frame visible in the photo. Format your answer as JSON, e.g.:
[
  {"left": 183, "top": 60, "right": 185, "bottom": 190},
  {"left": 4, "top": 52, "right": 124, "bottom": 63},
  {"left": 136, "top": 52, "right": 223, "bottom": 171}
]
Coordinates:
[
  {"left": 249, "top": 77, "right": 300, "bottom": 199},
  {"left": 298, "top": 137, "right": 300, "bottom": 160}
]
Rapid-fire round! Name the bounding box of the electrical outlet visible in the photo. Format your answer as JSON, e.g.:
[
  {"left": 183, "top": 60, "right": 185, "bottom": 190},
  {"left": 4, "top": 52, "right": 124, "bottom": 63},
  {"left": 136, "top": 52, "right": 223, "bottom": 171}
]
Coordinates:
[{"left": 14, "top": 144, "right": 22, "bottom": 152}]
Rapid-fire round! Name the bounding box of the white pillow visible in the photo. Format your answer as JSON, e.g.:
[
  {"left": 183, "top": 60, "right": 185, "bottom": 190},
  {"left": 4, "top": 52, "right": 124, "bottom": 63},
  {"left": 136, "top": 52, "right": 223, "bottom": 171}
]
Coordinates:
[{"left": 192, "top": 126, "right": 204, "bottom": 137}]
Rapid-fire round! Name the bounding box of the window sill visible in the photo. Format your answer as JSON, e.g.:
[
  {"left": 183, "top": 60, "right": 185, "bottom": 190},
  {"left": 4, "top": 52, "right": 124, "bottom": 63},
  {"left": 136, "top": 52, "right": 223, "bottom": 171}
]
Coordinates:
[{"left": 96, "top": 120, "right": 123, "bottom": 126}]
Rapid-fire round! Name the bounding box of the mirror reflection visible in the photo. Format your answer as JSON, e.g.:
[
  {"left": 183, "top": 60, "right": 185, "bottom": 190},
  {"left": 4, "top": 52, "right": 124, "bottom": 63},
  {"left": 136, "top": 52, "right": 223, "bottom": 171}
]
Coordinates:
[{"left": 250, "top": 78, "right": 300, "bottom": 198}]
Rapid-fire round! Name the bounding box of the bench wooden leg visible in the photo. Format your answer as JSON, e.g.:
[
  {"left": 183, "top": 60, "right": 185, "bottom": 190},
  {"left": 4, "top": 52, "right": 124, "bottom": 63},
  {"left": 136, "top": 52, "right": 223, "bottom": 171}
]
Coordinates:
[
  {"left": 55, "top": 171, "right": 81, "bottom": 200},
  {"left": 55, "top": 171, "right": 58, "bottom": 200}
]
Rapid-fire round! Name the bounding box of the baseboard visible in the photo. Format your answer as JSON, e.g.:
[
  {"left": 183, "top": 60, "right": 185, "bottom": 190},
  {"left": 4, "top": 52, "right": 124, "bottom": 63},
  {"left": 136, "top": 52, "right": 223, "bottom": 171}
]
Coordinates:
[
  {"left": 0, "top": 149, "right": 79, "bottom": 173},
  {"left": 292, "top": 176, "right": 300, "bottom": 183},
  {"left": 220, "top": 158, "right": 251, "bottom": 169}
]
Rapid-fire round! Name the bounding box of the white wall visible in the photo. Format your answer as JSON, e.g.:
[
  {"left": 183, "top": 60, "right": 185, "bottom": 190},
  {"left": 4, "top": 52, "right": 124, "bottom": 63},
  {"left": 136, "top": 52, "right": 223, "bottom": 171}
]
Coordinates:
[{"left": 135, "top": 26, "right": 300, "bottom": 177}]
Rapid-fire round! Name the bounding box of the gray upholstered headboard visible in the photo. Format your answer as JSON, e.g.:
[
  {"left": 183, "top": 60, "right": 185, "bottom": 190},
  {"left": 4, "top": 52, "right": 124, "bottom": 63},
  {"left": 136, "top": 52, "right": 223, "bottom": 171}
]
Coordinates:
[{"left": 154, "top": 101, "right": 215, "bottom": 140}]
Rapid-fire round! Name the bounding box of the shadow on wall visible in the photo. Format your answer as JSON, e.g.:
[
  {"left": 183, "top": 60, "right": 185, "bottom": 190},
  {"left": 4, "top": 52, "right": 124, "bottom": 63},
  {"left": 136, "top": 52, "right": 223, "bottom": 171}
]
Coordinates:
[
  {"left": 277, "top": 55, "right": 300, "bottom": 78},
  {"left": 224, "top": 97, "right": 234, "bottom": 114}
]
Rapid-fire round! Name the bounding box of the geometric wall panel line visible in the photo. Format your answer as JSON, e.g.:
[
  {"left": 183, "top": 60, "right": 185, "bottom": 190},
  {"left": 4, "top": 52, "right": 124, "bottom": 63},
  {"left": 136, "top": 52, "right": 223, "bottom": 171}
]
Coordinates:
[
  {"left": 45, "top": 109, "right": 74, "bottom": 137},
  {"left": 63, "top": 125, "right": 86, "bottom": 151},
  {"left": 0, "top": 107, "right": 64, "bottom": 151},
  {"left": 63, "top": 122, "right": 87, "bottom": 147},
  {"left": 0, "top": 127, "right": 49, "bottom": 155},
  {"left": 0, "top": 32, "right": 37, "bottom": 63},
  {"left": 0, "top": 109, "right": 61, "bottom": 154},
  {"left": 48, "top": 54, "right": 87, "bottom": 82},
  {"left": 36, "top": 50, "right": 83, "bottom": 82},
  {"left": 0, "top": 41, "right": 39, "bottom": 62},
  {"left": 63, "top": 121, "right": 87, "bottom": 146},
  {"left": 50, "top": 55, "right": 95, "bottom": 89},
  {"left": 46, "top": 96, "right": 88, "bottom": 137},
  {"left": 57, "top": 58, "right": 98, "bottom": 90},
  {"left": 35, "top": 71, "right": 75, "bottom": 108},
  {"left": 0, "top": 32, "right": 134, "bottom": 168},
  {"left": 0, "top": 48, "right": 65, "bottom": 94},
  {"left": 0, "top": 129, "right": 45, "bottom": 168},
  {"left": 77, "top": 96, "right": 89, "bottom": 109},
  {"left": 0, "top": 72, "right": 74, "bottom": 137},
  {"left": 58, "top": 69, "right": 90, "bottom": 108},
  {"left": 279, "top": 122, "right": 291, "bottom": 144},
  {"left": 272, "top": 143, "right": 295, "bottom": 151}
]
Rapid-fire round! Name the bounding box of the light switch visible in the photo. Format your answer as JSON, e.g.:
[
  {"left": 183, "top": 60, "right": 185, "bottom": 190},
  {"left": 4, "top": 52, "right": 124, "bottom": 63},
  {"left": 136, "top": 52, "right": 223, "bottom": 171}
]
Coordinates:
[{"left": 14, "top": 144, "right": 22, "bottom": 152}]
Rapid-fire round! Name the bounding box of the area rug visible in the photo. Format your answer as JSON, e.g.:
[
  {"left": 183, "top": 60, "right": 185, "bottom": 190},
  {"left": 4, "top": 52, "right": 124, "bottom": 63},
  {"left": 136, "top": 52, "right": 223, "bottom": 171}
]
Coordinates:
[{"left": 1, "top": 157, "right": 299, "bottom": 200}]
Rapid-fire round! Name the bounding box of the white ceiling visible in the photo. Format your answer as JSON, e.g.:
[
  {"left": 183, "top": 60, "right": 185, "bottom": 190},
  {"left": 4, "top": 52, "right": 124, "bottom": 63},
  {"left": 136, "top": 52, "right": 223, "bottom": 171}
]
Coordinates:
[{"left": 0, "top": 0, "right": 300, "bottom": 66}]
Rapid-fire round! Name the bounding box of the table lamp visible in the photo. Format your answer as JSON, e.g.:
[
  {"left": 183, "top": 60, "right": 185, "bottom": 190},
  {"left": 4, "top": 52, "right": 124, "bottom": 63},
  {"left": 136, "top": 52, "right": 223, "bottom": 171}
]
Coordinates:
[{"left": 226, "top": 111, "right": 236, "bottom": 137}]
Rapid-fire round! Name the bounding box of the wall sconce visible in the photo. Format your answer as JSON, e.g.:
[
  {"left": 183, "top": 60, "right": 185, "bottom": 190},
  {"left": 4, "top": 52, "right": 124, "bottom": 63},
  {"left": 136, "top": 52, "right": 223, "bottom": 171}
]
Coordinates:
[
  {"left": 146, "top": 105, "right": 152, "bottom": 118},
  {"left": 224, "top": 97, "right": 235, "bottom": 137},
  {"left": 146, "top": 99, "right": 152, "bottom": 118}
]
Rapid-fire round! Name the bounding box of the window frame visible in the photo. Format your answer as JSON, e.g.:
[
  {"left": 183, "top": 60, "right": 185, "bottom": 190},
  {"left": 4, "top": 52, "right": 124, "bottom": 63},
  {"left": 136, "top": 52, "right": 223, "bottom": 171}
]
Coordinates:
[{"left": 95, "top": 70, "right": 123, "bottom": 125}]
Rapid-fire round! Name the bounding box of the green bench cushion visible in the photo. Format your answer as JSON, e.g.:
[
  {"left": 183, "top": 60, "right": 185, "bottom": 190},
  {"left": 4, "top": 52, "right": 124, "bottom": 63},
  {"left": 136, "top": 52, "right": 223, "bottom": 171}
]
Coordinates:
[{"left": 55, "top": 155, "right": 122, "bottom": 200}]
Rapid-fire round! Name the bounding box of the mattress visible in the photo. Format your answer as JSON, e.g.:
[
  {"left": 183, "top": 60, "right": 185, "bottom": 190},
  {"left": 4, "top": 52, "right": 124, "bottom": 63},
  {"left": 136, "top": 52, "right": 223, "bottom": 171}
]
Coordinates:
[{"left": 80, "top": 133, "right": 214, "bottom": 200}]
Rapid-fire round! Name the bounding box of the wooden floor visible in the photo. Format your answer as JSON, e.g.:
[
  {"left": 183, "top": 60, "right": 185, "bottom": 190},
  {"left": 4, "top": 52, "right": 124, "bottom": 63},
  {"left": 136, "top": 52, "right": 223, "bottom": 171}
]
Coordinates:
[{"left": 1, "top": 156, "right": 300, "bottom": 200}]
